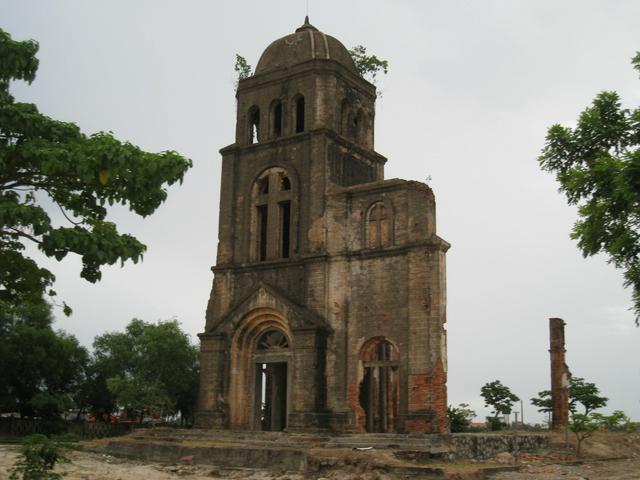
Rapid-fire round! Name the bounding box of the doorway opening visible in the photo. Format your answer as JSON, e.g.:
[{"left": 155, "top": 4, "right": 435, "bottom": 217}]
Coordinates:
[
  {"left": 252, "top": 328, "right": 290, "bottom": 431},
  {"left": 358, "top": 338, "right": 399, "bottom": 432},
  {"left": 255, "top": 362, "right": 287, "bottom": 431}
]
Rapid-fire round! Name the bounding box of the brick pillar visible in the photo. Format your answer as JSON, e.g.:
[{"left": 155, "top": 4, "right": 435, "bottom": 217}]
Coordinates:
[
  {"left": 287, "top": 328, "right": 330, "bottom": 431},
  {"left": 195, "top": 333, "right": 227, "bottom": 428},
  {"left": 549, "top": 318, "right": 569, "bottom": 432}
]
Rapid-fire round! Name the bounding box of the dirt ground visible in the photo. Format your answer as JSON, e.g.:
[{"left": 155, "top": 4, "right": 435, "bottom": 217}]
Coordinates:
[{"left": 1, "top": 432, "right": 639, "bottom": 480}]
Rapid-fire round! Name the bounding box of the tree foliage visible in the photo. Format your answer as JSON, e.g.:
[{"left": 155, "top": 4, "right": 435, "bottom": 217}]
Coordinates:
[
  {"left": 93, "top": 319, "right": 199, "bottom": 423},
  {"left": 0, "top": 298, "right": 88, "bottom": 418},
  {"left": 234, "top": 54, "right": 252, "bottom": 82},
  {"left": 448, "top": 403, "right": 476, "bottom": 432},
  {"left": 539, "top": 51, "right": 640, "bottom": 325},
  {"left": 530, "top": 376, "right": 608, "bottom": 415},
  {"left": 480, "top": 380, "right": 520, "bottom": 430},
  {"left": 591, "top": 410, "right": 632, "bottom": 431},
  {"left": 0, "top": 28, "right": 192, "bottom": 312},
  {"left": 349, "top": 45, "right": 389, "bottom": 83}
]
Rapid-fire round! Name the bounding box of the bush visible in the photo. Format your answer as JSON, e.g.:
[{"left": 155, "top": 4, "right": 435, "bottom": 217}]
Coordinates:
[
  {"left": 448, "top": 403, "right": 476, "bottom": 432},
  {"left": 486, "top": 416, "right": 506, "bottom": 431},
  {"left": 9, "top": 434, "right": 75, "bottom": 480}
]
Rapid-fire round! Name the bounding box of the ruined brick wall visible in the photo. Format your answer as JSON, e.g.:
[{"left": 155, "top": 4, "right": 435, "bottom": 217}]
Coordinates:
[{"left": 321, "top": 181, "right": 449, "bottom": 433}]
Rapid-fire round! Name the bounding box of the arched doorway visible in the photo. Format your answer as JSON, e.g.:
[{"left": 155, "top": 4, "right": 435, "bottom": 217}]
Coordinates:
[
  {"left": 228, "top": 308, "right": 292, "bottom": 430},
  {"left": 358, "top": 337, "right": 399, "bottom": 433},
  {"left": 253, "top": 329, "right": 290, "bottom": 431}
]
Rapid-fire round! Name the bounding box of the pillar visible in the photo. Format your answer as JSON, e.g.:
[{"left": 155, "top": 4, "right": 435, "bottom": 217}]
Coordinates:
[{"left": 549, "top": 318, "right": 569, "bottom": 431}]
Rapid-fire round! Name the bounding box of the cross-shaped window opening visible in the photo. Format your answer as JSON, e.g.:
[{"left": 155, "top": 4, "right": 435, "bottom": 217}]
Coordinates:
[{"left": 254, "top": 168, "right": 293, "bottom": 261}]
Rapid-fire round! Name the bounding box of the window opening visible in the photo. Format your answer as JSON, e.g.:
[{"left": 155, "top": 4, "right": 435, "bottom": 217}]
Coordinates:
[
  {"left": 280, "top": 201, "right": 291, "bottom": 259},
  {"left": 340, "top": 99, "right": 352, "bottom": 137},
  {"left": 273, "top": 101, "right": 283, "bottom": 138},
  {"left": 257, "top": 204, "right": 268, "bottom": 261},
  {"left": 367, "top": 202, "right": 391, "bottom": 249},
  {"left": 295, "top": 96, "right": 305, "bottom": 133},
  {"left": 355, "top": 109, "right": 365, "bottom": 144},
  {"left": 257, "top": 330, "right": 289, "bottom": 350},
  {"left": 249, "top": 108, "right": 260, "bottom": 144},
  {"left": 280, "top": 174, "right": 291, "bottom": 191},
  {"left": 252, "top": 168, "right": 294, "bottom": 262}
]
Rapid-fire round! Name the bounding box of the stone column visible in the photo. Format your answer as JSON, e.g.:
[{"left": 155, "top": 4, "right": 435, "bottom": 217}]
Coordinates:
[{"left": 549, "top": 318, "right": 569, "bottom": 431}]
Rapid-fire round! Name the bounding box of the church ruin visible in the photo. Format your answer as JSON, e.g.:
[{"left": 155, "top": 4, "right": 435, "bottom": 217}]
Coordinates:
[{"left": 196, "top": 18, "right": 450, "bottom": 433}]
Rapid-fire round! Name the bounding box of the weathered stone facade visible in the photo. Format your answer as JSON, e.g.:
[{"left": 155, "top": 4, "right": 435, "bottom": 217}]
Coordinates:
[{"left": 197, "top": 18, "right": 450, "bottom": 434}]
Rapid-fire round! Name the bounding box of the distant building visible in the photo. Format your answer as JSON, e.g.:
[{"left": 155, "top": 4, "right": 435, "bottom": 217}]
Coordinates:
[{"left": 196, "top": 18, "right": 450, "bottom": 433}]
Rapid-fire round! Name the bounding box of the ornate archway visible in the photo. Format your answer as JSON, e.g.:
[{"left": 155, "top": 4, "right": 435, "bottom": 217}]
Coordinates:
[{"left": 228, "top": 308, "right": 292, "bottom": 430}]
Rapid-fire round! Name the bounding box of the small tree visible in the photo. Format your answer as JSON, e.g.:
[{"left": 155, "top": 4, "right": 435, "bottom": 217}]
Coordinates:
[
  {"left": 570, "top": 413, "right": 598, "bottom": 458},
  {"left": 480, "top": 380, "right": 520, "bottom": 430},
  {"left": 9, "top": 434, "right": 73, "bottom": 480},
  {"left": 234, "top": 54, "right": 252, "bottom": 83},
  {"left": 349, "top": 45, "right": 389, "bottom": 83},
  {"left": 448, "top": 403, "right": 476, "bottom": 432}
]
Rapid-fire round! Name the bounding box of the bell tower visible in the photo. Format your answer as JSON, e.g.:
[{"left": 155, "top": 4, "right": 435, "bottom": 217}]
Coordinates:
[{"left": 198, "top": 18, "right": 449, "bottom": 434}]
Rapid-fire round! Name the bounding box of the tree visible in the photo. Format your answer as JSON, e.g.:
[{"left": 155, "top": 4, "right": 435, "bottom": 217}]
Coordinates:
[
  {"left": 539, "top": 51, "right": 640, "bottom": 325},
  {"left": 447, "top": 403, "right": 476, "bottom": 432},
  {"left": 0, "top": 298, "right": 88, "bottom": 418},
  {"left": 480, "top": 380, "right": 520, "bottom": 430},
  {"left": 569, "top": 413, "right": 599, "bottom": 458},
  {"left": 0, "top": 28, "right": 192, "bottom": 312},
  {"left": 530, "top": 376, "right": 608, "bottom": 415},
  {"left": 93, "top": 319, "right": 199, "bottom": 423},
  {"left": 349, "top": 45, "right": 389, "bottom": 84},
  {"left": 530, "top": 389, "right": 552, "bottom": 414},
  {"left": 569, "top": 377, "right": 609, "bottom": 414}
]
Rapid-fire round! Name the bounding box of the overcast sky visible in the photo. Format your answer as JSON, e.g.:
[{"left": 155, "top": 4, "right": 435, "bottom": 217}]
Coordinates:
[{"left": 4, "top": 0, "right": 640, "bottom": 424}]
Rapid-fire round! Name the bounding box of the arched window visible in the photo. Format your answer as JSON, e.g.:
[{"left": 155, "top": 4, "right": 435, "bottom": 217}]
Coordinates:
[
  {"left": 249, "top": 106, "right": 260, "bottom": 144},
  {"left": 294, "top": 95, "right": 305, "bottom": 133},
  {"left": 252, "top": 167, "right": 294, "bottom": 261},
  {"left": 367, "top": 201, "right": 391, "bottom": 249},
  {"left": 256, "top": 329, "right": 290, "bottom": 351},
  {"left": 270, "top": 100, "right": 283, "bottom": 138}
]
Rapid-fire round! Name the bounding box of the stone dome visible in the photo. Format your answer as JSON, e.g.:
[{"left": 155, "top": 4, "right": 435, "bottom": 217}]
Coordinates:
[{"left": 255, "top": 17, "right": 358, "bottom": 75}]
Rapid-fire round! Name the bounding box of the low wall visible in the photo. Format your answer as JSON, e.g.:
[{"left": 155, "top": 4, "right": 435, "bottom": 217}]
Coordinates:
[
  {"left": 449, "top": 433, "right": 549, "bottom": 460},
  {"left": 0, "top": 417, "right": 142, "bottom": 439},
  {"left": 104, "top": 440, "right": 308, "bottom": 471}
]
